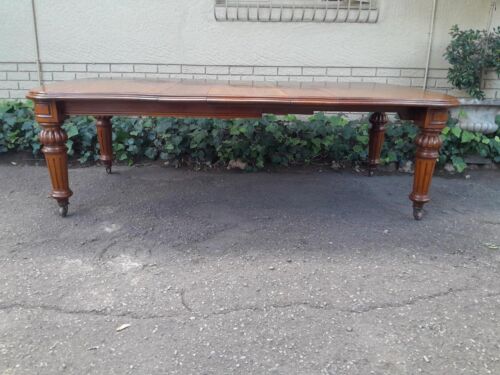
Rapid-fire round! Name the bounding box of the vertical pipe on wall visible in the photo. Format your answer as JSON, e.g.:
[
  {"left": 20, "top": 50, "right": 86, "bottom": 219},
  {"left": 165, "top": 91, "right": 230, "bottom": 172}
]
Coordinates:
[
  {"left": 423, "top": 0, "right": 438, "bottom": 91},
  {"left": 487, "top": 0, "right": 497, "bottom": 31},
  {"left": 31, "top": 0, "right": 42, "bottom": 86}
]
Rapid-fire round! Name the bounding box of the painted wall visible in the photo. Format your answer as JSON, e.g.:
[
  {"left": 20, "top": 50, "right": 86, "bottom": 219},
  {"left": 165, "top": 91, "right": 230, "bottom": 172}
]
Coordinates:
[
  {"left": 0, "top": 0, "right": 498, "bottom": 99},
  {"left": 0, "top": 0, "right": 497, "bottom": 67}
]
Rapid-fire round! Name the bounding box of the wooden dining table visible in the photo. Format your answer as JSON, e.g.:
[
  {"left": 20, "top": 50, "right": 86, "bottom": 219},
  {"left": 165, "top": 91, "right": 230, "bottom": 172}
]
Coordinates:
[{"left": 27, "top": 78, "right": 459, "bottom": 219}]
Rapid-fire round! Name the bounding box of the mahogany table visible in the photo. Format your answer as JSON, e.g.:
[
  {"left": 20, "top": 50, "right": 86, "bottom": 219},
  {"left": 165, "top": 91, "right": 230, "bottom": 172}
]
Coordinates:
[{"left": 27, "top": 79, "right": 459, "bottom": 219}]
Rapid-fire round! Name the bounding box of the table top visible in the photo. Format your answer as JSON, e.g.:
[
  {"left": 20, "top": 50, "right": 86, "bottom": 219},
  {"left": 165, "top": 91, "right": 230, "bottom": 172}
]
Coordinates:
[{"left": 27, "top": 79, "right": 459, "bottom": 108}]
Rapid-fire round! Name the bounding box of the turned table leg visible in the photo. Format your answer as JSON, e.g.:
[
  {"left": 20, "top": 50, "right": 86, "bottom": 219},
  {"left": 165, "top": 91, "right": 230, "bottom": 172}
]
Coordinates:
[
  {"left": 367, "top": 112, "right": 387, "bottom": 176},
  {"left": 96, "top": 116, "right": 113, "bottom": 174},
  {"left": 409, "top": 109, "right": 447, "bottom": 220},
  {"left": 39, "top": 120, "right": 73, "bottom": 217}
]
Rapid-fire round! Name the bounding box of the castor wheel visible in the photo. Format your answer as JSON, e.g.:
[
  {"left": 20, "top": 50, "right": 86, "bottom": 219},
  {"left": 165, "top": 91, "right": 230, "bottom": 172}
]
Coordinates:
[
  {"left": 413, "top": 207, "right": 423, "bottom": 221},
  {"left": 59, "top": 204, "right": 69, "bottom": 217},
  {"left": 105, "top": 166, "right": 112, "bottom": 174}
]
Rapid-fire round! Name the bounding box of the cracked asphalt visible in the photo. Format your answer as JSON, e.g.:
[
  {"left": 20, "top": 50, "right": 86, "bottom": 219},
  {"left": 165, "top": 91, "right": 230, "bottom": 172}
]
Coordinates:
[{"left": 1, "top": 163, "right": 500, "bottom": 375}]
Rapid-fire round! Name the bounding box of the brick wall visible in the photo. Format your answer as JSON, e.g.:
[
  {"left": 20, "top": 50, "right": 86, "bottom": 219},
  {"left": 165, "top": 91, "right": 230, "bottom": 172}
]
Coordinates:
[{"left": 1, "top": 62, "right": 499, "bottom": 100}]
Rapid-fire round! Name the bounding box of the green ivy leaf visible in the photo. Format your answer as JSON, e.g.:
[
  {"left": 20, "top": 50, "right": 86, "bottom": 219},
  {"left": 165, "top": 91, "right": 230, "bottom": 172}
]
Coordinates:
[
  {"left": 66, "top": 125, "right": 79, "bottom": 139},
  {"left": 144, "top": 147, "right": 158, "bottom": 160},
  {"left": 451, "top": 127, "right": 462, "bottom": 138},
  {"left": 461, "top": 130, "right": 475, "bottom": 143},
  {"left": 451, "top": 155, "right": 467, "bottom": 173}
]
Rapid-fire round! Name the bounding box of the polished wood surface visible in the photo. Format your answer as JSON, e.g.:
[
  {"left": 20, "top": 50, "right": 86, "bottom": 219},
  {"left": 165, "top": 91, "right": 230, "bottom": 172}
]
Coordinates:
[
  {"left": 367, "top": 112, "right": 388, "bottom": 176},
  {"left": 409, "top": 109, "right": 448, "bottom": 220},
  {"left": 27, "top": 78, "right": 459, "bottom": 219},
  {"left": 95, "top": 116, "right": 113, "bottom": 174},
  {"left": 27, "top": 79, "right": 458, "bottom": 110},
  {"left": 35, "top": 100, "right": 72, "bottom": 217}
]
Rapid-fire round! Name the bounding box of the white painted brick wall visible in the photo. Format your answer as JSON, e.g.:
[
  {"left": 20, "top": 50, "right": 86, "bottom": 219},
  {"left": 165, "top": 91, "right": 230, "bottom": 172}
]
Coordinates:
[
  {"left": 352, "top": 68, "right": 376, "bottom": 76},
  {"left": 110, "top": 64, "right": 134, "bottom": 73},
  {"left": 338, "top": 77, "right": 363, "bottom": 83},
  {"left": 63, "top": 64, "right": 87, "bottom": 72},
  {"left": 30, "top": 72, "right": 52, "bottom": 81},
  {"left": 289, "top": 76, "right": 314, "bottom": 82},
  {"left": 278, "top": 67, "right": 301, "bottom": 76},
  {"left": 264, "top": 75, "right": 289, "bottom": 82},
  {"left": 327, "top": 68, "right": 351, "bottom": 76},
  {"left": 18, "top": 63, "right": 37, "bottom": 71},
  {"left": 229, "top": 66, "right": 253, "bottom": 75},
  {"left": 387, "top": 77, "right": 412, "bottom": 86},
  {"left": 87, "top": 64, "right": 110, "bottom": 72},
  {"left": 253, "top": 67, "right": 278, "bottom": 75},
  {"left": 53, "top": 72, "right": 76, "bottom": 81},
  {"left": 0, "top": 81, "right": 19, "bottom": 89},
  {"left": 98, "top": 72, "right": 123, "bottom": 78},
  {"left": 41, "top": 63, "right": 63, "bottom": 72},
  {"left": 158, "top": 65, "right": 181, "bottom": 74},
  {"left": 7, "top": 72, "right": 30, "bottom": 81},
  {"left": 0, "top": 63, "right": 17, "bottom": 71},
  {"left": 314, "top": 76, "right": 338, "bottom": 82},
  {"left": 182, "top": 65, "right": 205, "bottom": 74},
  {"left": 376, "top": 68, "right": 401, "bottom": 77},
  {"left": 134, "top": 64, "right": 158, "bottom": 73},
  {"left": 303, "top": 67, "right": 327, "bottom": 76},
  {"left": 0, "top": 62, "right": 498, "bottom": 101},
  {"left": 400, "top": 69, "right": 425, "bottom": 78},
  {"left": 206, "top": 66, "right": 229, "bottom": 75}
]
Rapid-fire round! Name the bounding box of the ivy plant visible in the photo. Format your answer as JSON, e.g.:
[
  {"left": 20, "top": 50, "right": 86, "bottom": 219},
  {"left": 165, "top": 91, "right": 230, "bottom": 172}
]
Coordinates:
[{"left": 1, "top": 101, "right": 500, "bottom": 173}]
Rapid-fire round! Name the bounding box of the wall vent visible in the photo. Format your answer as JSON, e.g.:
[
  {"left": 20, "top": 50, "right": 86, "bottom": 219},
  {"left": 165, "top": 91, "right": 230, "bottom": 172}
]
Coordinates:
[{"left": 214, "top": 0, "right": 379, "bottom": 22}]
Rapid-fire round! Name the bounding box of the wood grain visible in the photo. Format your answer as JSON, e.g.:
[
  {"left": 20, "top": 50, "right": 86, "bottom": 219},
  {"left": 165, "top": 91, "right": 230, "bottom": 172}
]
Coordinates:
[
  {"left": 367, "top": 112, "right": 388, "bottom": 176},
  {"left": 95, "top": 116, "right": 113, "bottom": 173},
  {"left": 27, "top": 79, "right": 459, "bottom": 110},
  {"left": 409, "top": 109, "right": 449, "bottom": 220}
]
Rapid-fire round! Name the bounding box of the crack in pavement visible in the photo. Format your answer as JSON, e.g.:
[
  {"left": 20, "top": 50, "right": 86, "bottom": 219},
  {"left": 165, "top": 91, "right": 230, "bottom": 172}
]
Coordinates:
[
  {"left": 346, "top": 287, "right": 472, "bottom": 314},
  {"left": 179, "top": 289, "right": 193, "bottom": 312},
  {"left": 204, "top": 287, "right": 473, "bottom": 316},
  {"left": 96, "top": 240, "right": 118, "bottom": 260},
  {"left": 0, "top": 302, "right": 184, "bottom": 320},
  {"left": 0, "top": 286, "right": 480, "bottom": 321}
]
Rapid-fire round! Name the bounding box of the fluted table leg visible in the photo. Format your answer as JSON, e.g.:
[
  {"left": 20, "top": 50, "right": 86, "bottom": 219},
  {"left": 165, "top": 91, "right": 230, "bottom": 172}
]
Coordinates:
[
  {"left": 409, "top": 109, "right": 448, "bottom": 220},
  {"left": 367, "top": 112, "right": 387, "bottom": 176},
  {"left": 34, "top": 100, "right": 72, "bottom": 217},
  {"left": 96, "top": 116, "right": 113, "bottom": 174}
]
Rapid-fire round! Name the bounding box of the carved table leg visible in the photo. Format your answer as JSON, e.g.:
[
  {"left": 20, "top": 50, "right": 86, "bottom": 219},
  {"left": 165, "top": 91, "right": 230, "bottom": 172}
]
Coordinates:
[
  {"left": 96, "top": 116, "right": 113, "bottom": 174},
  {"left": 409, "top": 109, "right": 447, "bottom": 220},
  {"left": 39, "top": 119, "right": 73, "bottom": 217},
  {"left": 367, "top": 112, "right": 387, "bottom": 176}
]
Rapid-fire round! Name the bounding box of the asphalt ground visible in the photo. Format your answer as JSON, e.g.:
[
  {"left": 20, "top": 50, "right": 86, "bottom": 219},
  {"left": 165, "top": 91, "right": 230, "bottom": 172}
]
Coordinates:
[{"left": 1, "top": 163, "right": 499, "bottom": 374}]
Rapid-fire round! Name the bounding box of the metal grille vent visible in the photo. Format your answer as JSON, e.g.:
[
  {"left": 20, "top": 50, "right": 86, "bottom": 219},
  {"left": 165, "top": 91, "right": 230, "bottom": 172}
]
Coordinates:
[{"left": 214, "top": 0, "right": 378, "bottom": 22}]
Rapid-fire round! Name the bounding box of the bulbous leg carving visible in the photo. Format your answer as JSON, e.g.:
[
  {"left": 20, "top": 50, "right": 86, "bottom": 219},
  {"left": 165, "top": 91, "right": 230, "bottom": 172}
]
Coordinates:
[
  {"left": 96, "top": 116, "right": 113, "bottom": 174},
  {"left": 39, "top": 121, "right": 73, "bottom": 216},
  {"left": 409, "top": 109, "right": 448, "bottom": 220},
  {"left": 367, "top": 112, "right": 387, "bottom": 176}
]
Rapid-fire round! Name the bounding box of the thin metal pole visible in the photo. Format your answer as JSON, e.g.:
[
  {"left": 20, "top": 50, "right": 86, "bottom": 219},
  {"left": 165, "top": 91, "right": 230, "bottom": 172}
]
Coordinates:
[
  {"left": 423, "top": 0, "right": 437, "bottom": 91},
  {"left": 487, "top": 0, "right": 496, "bottom": 31},
  {"left": 31, "top": 0, "right": 43, "bottom": 86}
]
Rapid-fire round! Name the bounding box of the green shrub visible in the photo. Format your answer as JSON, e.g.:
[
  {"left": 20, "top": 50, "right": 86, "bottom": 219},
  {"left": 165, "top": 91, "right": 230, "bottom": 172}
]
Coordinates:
[
  {"left": 444, "top": 25, "right": 500, "bottom": 100},
  {"left": 1, "top": 100, "right": 500, "bottom": 172}
]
